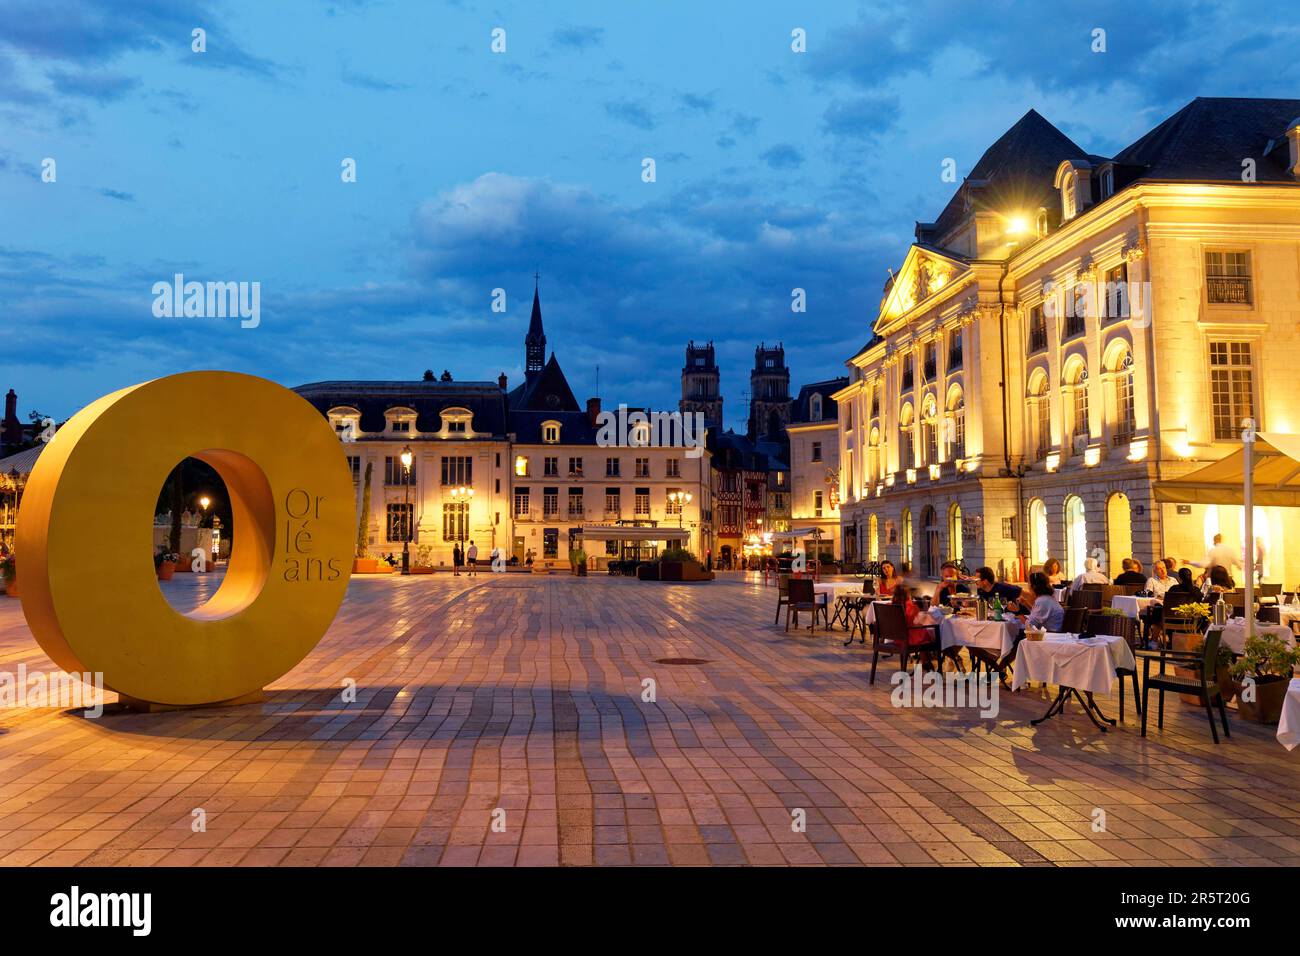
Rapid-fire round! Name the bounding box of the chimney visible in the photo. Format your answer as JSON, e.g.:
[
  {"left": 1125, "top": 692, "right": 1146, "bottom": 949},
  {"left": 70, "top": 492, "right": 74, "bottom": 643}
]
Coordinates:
[
  {"left": 498, "top": 372, "right": 507, "bottom": 391},
  {"left": 3, "top": 389, "right": 15, "bottom": 424},
  {"left": 2, "top": 389, "right": 17, "bottom": 445},
  {"left": 1288, "top": 119, "right": 1300, "bottom": 178},
  {"left": 586, "top": 397, "right": 601, "bottom": 427}
]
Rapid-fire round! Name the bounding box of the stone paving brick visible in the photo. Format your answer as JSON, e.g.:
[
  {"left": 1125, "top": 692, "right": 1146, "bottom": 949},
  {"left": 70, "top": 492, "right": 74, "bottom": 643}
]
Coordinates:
[{"left": 2, "top": 572, "right": 1300, "bottom": 866}]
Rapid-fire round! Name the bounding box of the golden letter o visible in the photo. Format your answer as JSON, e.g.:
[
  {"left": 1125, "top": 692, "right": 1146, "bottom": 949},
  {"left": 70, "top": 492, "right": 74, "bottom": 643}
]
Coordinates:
[{"left": 16, "top": 371, "right": 354, "bottom": 706}]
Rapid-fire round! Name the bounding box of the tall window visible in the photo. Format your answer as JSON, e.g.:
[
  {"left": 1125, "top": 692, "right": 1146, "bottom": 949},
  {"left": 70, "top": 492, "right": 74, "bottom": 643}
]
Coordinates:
[
  {"left": 385, "top": 456, "right": 416, "bottom": 485},
  {"left": 1068, "top": 367, "right": 1090, "bottom": 449},
  {"left": 568, "top": 457, "right": 584, "bottom": 476},
  {"left": 665, "top": 458, "right": 680, "bottom": 478},
  {"left": 921, "top": 396, "right": 938, "bottom": 465},
  {"left": 901, "top": 509, "right": 913, "bottom": 565},
  {"left": 947, "top": 328, "right": 962, "bottom": 369},
  {"left": 1209, "top": 341, "right": 1255, "bottom": 440},
  {"left": 567, "top": 488, "right": 584, "bottom": 518},
  {"left": 1205, "top": 251, "right": 1252, "bottom": 305},
  {"left": 899, "top": 404, "right": 914, "bottom": 469},
  {"left": 606, "top": 457, "right": 621, "bottom": 477},
  {"left": 386, "top": 503, "right": 413, "bottom": 542},
  {"left": 811, "top": 441, "right": 822, "bottom": 462},
  {"left": 946, "top": 392, "right": 965, "bottom": 460},
  {"left": 635, "top": 458, "right": 650, "bottom": 478},
  {"left": 1028, "top": 304, "right": 1047, "bottom": 353},
  {"left": 605, "top": 488, "right": 620, "bottom": 516},
  {"left": 442, "top": 502, "right": 468, "bottom": 541},
  {"left": 1035, "top": 380, "right": 1051, "bottom": 460},
  {"left": 544, "top": 456, "right": 559, "bottom": 477},
  {"left": 1064, "top": 495, "right": 1087, "bottom": 577},
  {"left": 634, "top": 487, "right": 651, "bottom": 516},
  {"left": 868, "top": 513, "right": 879, "bottom": 562},
  {"left": 513, "top": 488, "right": 530, "bottom": 518},
  {"left": 346, "top": 455, "right": 361, "bottom": 482},
  {"left": 1113, "top": 354, "right": 1135, "bottom": 445},
  {"left": 949, "top": 504, "right": 963, "bottom": 563},
  {"left": 440, "top": 456, "right": 472, "bottom": 486},
  {"left": 1103, "top": 263, "right": 1128, "bottom": 319},
  {"left": 1028, "top": 498, "right": 1048, "bottom": 567},
  {"left": 542, "top": 488, "right": 559, "bottom": 518},
  {"left": 813, "top": 490, "right": 823, "bottom": 517}
]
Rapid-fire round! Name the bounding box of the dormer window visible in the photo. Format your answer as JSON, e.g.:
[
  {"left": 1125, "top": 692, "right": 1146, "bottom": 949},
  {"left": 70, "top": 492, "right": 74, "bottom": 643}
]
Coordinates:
[
  {"left": 1055, "top": 161, "right": 1092, "bottom": 222},
  {"left": 1062, "top": 176, "right": 1077, "bottom": 220},
  {"left": 809, "top": 394, "right": 823, "bottom": 422},
  {"left": 541, "top": 420, "right": 561, "bottom": 444},
  {"left": 1035, "top": 208, "right": 1049, "bottom": 238},
  {"left": 385, "top": 407, "right": 417, "bottom": 435},
  {"left": 1099, "top": 166, "right": 1114, "bottom": 199},
  {"left": 328, "top": 406, "right": 361, "bottom": 443},
  {"left": 439, "top": 406, "right": 472, "bottom": 436}
]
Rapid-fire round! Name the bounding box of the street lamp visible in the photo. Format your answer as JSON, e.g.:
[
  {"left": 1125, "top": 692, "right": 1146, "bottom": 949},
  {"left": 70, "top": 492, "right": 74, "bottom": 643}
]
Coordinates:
[
  {"left": 449, "top": 485, "right": 475, "bottom": 546},
  {"left": 400, "top": 445, "right": 413, "bottom": 575},
  {"left": 667, "top": 490, "right": 692, "bottom": 528}
]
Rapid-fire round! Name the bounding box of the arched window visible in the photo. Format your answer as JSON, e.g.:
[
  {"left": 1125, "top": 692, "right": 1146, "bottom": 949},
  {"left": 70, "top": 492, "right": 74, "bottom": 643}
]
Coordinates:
[
  {"left": 949, "top": 503, "right": 963, "bottom": 563},
  {"left": 920, "top": 505, "right": 939, "bottom": 577},
  {"left": 1106, "top": 492, "right": 1132, "bottom": 571},
  {"left": 1062, "top": 175, "right": 1077, "bottom": 220},
  {"left": 1064, "top": 494, "right": 1087, "bottom": 577},
  {"left": 921, "top": 395, "right": 938, "bottom": 465},
  {"left": 946, "top": 387, "right": 965, "bottom": 460},
  {"left": 868, "top": 513, "right": 879, "bottom": 562},
  {"left": 1064, "top": 361, "right": 1089, "bottom": 451},
  {"left": 1028, "top": 372, "right": 1051, "bottom": 461},
  {"left": 901, "top": 508, "right": 913, "bottom": 566},
  {"left": 542, "top": 420, "right": 561, "bottom": 444},
  {"left": 1035, "top": 208, "right": 1049, "bottom": 238},
  {"left": 898, "top": 403, "right": 915, "bottom": 470},
  {"left": 1028, "top": 498, "right": 1048, "bottom": 567},
  {"left": 1112, "top": 351, "right": 1135, "bottom": 445},
  {"left": 868, "top": 426, "right": 880, "bottom": 485},
  {"left": 809, "top": 393, "right": 823, "bottom": 422}
]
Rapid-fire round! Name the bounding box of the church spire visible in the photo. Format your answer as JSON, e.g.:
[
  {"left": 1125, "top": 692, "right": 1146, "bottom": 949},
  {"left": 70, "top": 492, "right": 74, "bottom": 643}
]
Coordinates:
[{"left": 525, "top": 274, "right": 546, "bottom": 376}]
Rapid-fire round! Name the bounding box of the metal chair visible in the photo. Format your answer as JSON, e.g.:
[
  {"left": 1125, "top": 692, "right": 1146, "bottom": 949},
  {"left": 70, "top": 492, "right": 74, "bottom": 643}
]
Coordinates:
[
  {"left": 869, "top": 602, "right": 941, "bottom": 685},
  {"left": 1138, "top": 626, "right": 1230, "bottom": 744},
  {"left": 785, "top": 578, "right": 827, "bottom": 632}
]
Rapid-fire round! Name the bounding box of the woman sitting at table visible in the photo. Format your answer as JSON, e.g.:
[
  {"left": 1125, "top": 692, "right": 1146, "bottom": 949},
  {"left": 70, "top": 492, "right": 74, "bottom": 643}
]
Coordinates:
[
  {"left": 1042, "top": 557, "right": 1065, "bottom": 588},
  {"left": 890, "top": 585, "right": 938, "bottom": 668},
  {"left": 1206, "top": 564, "right": 1235, "bottom": 595},
  {"left": 1020, "top": 572, "right": 1065, "bottom": 632},
  {"left": 877, "top": 560, "right": 900, "bottom": 597},
  {"left": 1164, "top": 567, "right": 1203, "bottom": 608}
]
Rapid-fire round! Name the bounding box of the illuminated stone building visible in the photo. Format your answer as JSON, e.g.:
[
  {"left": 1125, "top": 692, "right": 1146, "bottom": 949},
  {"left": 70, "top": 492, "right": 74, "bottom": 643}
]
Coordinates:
[{"left": 834, "top": 98, "right": 1300, "bottom": 582}]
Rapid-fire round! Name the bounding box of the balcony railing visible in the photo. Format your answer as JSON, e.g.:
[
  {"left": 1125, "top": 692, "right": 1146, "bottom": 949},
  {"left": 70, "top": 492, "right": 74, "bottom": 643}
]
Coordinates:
[{"left": 1207, "top": 276, "right": 1251, "bottom": 305}]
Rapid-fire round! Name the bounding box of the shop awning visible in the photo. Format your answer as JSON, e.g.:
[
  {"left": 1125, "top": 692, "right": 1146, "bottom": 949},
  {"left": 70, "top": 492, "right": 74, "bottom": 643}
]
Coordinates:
[
  {"left": 577, "top": 524, "right": 690, "bottom": 542},
  {"left": 1153, "top": 433, "right": 1300, "bottom": 507}
]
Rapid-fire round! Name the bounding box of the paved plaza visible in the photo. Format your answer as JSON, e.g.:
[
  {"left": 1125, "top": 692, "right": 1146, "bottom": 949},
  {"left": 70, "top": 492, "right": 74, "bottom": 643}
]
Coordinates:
[{"left": 1, "top": 572, "right": 1299, "bottom": 867}]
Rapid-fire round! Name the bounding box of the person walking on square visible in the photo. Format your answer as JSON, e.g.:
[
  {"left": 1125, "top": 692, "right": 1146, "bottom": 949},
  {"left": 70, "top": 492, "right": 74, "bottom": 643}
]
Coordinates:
[
  {"left": 466, "top": 540, "right": 478, "bottom": 577},
  {"left": 452, "top": 543, "right": 462, "bottom": 576}
]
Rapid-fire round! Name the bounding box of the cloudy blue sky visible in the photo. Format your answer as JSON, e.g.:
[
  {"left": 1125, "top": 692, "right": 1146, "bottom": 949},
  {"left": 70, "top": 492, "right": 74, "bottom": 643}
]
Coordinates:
[{"left": 2, "top": 0, "right": 1297, "bottom": 429}]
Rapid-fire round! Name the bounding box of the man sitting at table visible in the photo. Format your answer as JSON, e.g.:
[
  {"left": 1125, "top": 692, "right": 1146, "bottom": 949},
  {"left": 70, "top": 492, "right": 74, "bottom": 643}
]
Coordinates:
[
  {"left": 935, "top": 561, "right": 970, "bottom": 607},
  {"left": 1069, "top": 557, "right": 1109, "bottom": 592},
  {"left": 1113, "top": 558, "right": 1147, "bottom": 587},
  {"left": 974, "top": 566, "right": 1025, "bottom": 612}
]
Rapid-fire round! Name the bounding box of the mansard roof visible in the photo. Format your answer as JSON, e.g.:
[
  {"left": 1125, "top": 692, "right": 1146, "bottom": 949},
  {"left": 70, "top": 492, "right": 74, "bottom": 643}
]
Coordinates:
[{"left": 293, "top": 379, "right": 510, "bottom": 437}]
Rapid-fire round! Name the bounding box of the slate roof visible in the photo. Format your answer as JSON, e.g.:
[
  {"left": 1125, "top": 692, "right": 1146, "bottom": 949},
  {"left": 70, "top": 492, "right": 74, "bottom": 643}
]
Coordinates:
[
  {"left": 1111, "top": 97, "right": 1300, "bottom": 184},
  {"left": 790, "top": 378, "right": 849, "bottom": 424},
  {"left": 506, "top": 352, "right": 581, "bottom": 413},
  {"left": 930, "top": 109, "right": 1087, "bottom": 243},
  {"left": 293, "top": 380, "right": 510, "bottom": 438},
  {"left": 709, "top": 429, "right": 787, "bottom": 472}
]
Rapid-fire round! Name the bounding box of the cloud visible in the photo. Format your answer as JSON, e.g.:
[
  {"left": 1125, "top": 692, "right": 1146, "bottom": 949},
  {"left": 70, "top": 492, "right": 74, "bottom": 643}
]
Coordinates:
[
  {"left": 822, "top": 94, "right": 900, "bottom": 141},
  {"left": 760, "top": 143, "right": 804, "bottom": 170},
  {"left": 551, "top": 25, "right": 604, "bottom": 50},
  {"left": 604, "top": 98, "right": 655, "bottom": 130},
  {"left": 677, "top": 91, "right": 714, "bottom": 113},
  {"left": 47, "top": 68, "right": 138, "bottom": 103},
  {"left": 341, "top": 65, "right": 409, "bottom": 92}
]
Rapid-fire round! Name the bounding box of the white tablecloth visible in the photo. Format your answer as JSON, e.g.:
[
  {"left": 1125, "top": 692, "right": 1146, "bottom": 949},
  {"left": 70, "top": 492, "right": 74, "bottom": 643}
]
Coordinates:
[
  {"left": 1219, "top": 621, "right": 1295, "bottom": 655},
  {"left": 862, "top": 600, "right": 895, "bottom": 626},
  {"left": 813, "top": 582, "right": 864, "bottom": 602},
  {"left": 1277, "top": 679, "right": 1300, "bottom": 751},
  {"left": 1011, "top": 633, "right": 1136, "bottom": 695},
  {"left": 1277, "top": 605, "right": 1300, "bottom": 627},
  {"left": 938, "top": 616, "right": 1020, "bottom": 658},
  {"left": 1111, "top": 595, "right": 1158, "bottom": 618}
]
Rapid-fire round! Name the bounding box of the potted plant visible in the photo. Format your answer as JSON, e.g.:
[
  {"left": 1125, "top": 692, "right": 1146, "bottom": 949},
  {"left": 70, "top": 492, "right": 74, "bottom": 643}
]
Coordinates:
[
  {"left": 575, "top": 548, "right": 588, "bottom": 577},
  {"left": 1230, "top": 631, "right": 1300, "bottom": 724},
  {"left": 1, "top": 552, "right": 15, "bottom": 598},
  {"left": 353, "top": 462, "right": 378, "bottom": 573},
  {"left": 155, "top": 548, "right": 178, "bottom": 581},
  {"left": 410, "top": 545, "right": 435, "bottom": 574}
]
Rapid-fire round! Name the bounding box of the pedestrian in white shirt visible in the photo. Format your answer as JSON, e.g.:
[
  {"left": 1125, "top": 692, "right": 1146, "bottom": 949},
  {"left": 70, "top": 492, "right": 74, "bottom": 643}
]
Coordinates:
[
  {"left": 1189, "top": 534, "right": 1241, "bottom": 577},
  {"left": 466, "top": 541, "right": 478, "bottom": 577}
]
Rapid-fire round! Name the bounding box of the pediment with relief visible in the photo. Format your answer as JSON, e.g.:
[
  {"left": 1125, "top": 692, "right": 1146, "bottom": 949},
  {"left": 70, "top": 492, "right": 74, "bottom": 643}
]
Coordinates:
[{"left": 874, "top": 245, "right": 969, "bottom": 333}]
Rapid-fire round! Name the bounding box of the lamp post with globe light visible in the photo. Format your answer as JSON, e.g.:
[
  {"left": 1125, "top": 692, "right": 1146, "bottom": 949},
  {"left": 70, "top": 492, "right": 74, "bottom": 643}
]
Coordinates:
[{"left": 400, "top": 445, "right": 413, "bottom": 575}]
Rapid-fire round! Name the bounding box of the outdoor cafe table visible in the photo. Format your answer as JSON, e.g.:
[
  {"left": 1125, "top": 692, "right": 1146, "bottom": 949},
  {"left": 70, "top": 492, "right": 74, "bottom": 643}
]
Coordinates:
[
  {"left": 1111, "top": 595, "right": 1159, "bottom": 618},
  {"left": 813, "top": 582, "right": 865, "bottom": 628},
  {"left": 938, "top": 615, "right": 1019, "bottom": 660},
  {"left": 1012, "top": 633, "right": 1137, "bottom": 732},
  {"left": 1277, "top": 678, "right": 1300, "bottom": 751},
  {"left": 1219, "top": 620, "right": 1295, "bottom": 655}
]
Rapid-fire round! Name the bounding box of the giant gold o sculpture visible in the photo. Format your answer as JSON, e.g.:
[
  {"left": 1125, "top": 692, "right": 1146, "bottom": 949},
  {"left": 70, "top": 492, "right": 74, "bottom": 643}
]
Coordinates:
[{"left": 16, "top": 371, "right": 354, "bottom": 708}]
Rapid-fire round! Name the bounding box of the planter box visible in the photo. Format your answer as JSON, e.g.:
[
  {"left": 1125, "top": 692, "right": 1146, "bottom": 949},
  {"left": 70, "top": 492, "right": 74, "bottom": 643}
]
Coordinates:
[
  {"left": 1237, "top": 676, "right": 1291, "bottom": 724},
  {"left": 2, "top": 579, "right": 15, "bottom": 598},
  {"left": 409, "top": 566, "right": 435, "bottom": 575},
  {"left": 175, "top": 555, "right": 193, "bottom": 572},
  {"left": 353, "top": 558, "right": 379, "bottom": 573},
  {"left": 156, "top": 561, "right": 176, "bottom": 581}
]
